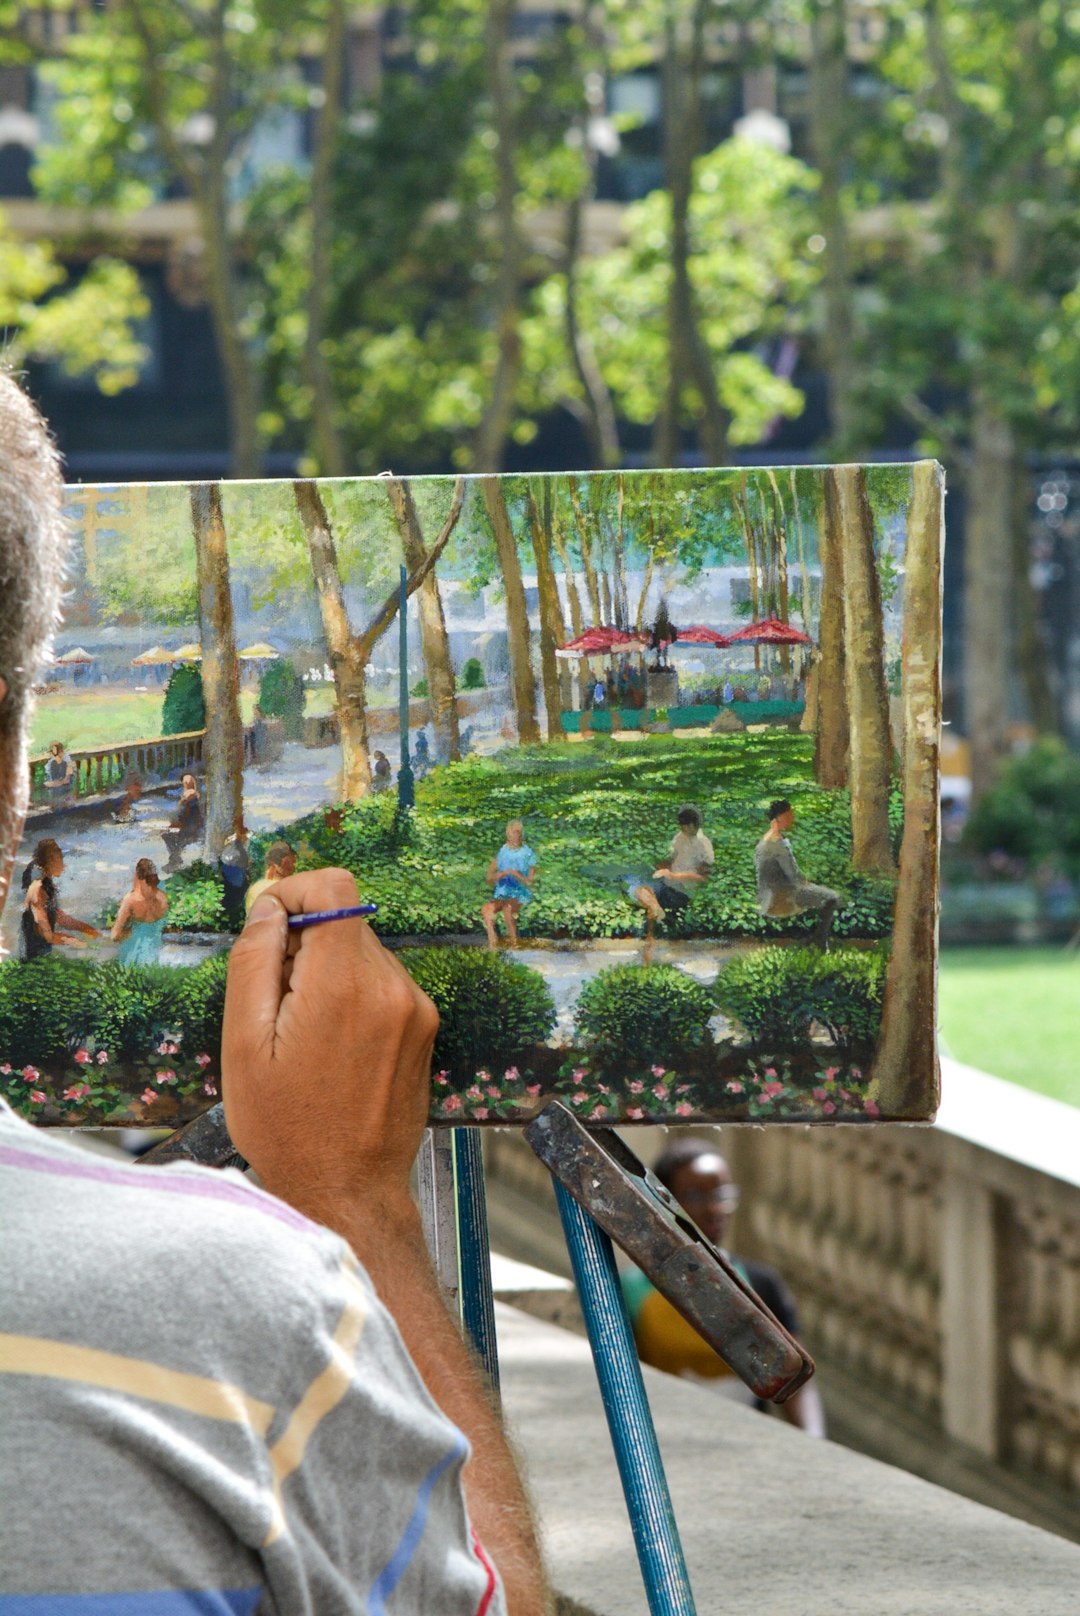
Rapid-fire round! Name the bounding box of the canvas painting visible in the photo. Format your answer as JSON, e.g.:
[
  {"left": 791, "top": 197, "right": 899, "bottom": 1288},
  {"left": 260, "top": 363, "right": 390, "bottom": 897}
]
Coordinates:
[{"left": 0, "top": 463, "right": 943, "bottom": 1129}]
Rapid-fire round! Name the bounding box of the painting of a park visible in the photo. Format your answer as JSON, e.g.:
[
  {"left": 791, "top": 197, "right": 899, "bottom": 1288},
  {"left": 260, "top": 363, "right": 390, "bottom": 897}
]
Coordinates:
[{"left": 0, "top": 462, "right": 943, "bottom": 1129}]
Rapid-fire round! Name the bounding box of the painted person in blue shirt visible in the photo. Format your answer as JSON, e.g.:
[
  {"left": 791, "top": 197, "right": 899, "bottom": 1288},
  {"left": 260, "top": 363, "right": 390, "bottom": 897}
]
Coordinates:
[{"left": 482, "top": 818, "right": 537, "bottom": 949}]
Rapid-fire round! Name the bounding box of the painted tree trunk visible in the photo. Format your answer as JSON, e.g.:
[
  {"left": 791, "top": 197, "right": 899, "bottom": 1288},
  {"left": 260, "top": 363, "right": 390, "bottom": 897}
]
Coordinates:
[
  {"left": 965, "top": 397, "right": 1017, "bottom": 802},
  {"left": 836, "top": 465, "right": 894, "bottom": 874},
  {"left": 636, "top": 552, "right": 655, "bottom": 634},
  {"left": 567, "top": 475, "right": 602, "bottom": 624},
  {"left": 737, "top": 480, "right": 762, "bottom": 674},
  {"left": 481, "top": 477, "right": 540, "bottom": 743},
  {"left": 528, "top": 484, "right": 566, "bottom": 739},
  {"left": 293, "top": 479, "right": 373, "bottom": 799},
  {"left": 869, "top": 460, "right": 943, "bottom": 1116},
  {"left": 815, "top": 471, "right": 850, "bottom": 788},
  {"left": 768, "top": 470, "right": 792, "bottom": 673},
  {"left": 552, "top": 515, "right": 584, "bottom": 637},
  {"left": 790, "top": 467, "right": 814, "bottom": 633},
  {"left": 190, "top": 482, "right": 244, "bottom": 859},
  {"left": 386, "top": 479, "right": 460, "bottom": 762}
]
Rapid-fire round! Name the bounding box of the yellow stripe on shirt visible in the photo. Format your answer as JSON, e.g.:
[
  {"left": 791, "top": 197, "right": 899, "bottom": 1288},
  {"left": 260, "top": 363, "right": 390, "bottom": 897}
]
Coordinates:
[
  {"left": 0, "top": 1331, "right": 276, "bottom": 1435},
  {"left": 263, "top": 1259, "right": 369, "bottom": 1546}
]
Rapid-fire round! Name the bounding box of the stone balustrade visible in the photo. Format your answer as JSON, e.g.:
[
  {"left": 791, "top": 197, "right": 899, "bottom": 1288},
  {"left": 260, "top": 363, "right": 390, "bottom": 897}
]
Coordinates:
[{"left": 482, "top": 1057, "right": 1080, "bottom": 1540}]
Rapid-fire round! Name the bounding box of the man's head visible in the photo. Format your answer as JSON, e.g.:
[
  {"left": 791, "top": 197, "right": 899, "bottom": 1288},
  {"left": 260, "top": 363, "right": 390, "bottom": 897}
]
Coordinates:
[
  {"left": 768, "top": 798, "right": 794, "bottom": 832},
  {"left": 48, "top": 741, "right": 65, "bottom": 759},
  {"left": 653, "top": 1138, "right": 740, "bottom": 1248},
  {"left": 676, "top": 804, "right": 702, "bottom": 834},
  {"left": 0, "top": 374, "right": 68, "bottom": 925},
  {"left": 265, "top": 840, "right": 297, "bottom": 879}
]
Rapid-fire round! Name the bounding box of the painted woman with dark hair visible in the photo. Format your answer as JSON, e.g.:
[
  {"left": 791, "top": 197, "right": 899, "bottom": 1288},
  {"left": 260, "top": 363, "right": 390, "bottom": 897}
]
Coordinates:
[
  {"left": 111, "top": 858, "right": 169, "bottom": 965},
  {"left": 18, "top": 838, "right": 100, "bottom": 961}
]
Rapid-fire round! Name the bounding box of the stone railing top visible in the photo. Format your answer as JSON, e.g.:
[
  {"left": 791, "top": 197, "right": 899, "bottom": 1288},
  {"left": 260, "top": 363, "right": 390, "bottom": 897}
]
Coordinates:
[
  {"left": 937, "top": 1055, "right": 1080, "bottom": 1194},
  {"left": 28, "top": 729, "right": 207, "bottom": 769}
]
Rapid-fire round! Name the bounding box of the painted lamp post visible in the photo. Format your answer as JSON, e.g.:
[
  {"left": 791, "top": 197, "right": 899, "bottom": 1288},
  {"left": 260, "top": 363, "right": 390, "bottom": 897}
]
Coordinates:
[{"left": 397, "top": 564, "right": 415, "bottom": 811}]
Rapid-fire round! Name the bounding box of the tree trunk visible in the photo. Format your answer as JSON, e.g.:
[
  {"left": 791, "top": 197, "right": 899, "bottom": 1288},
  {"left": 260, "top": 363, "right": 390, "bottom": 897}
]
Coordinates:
[
  {"left": 965, "top": 394, "right": 1015, "bottom": 802},
  {"left": 472, "top": 0, "right": 521, "bottom": 472},
  {"left": 528, "top": 482, "right": 566, "bottom": 738},
  {"left": 636, "top": 552, "right": 655, "bottom": 633},
  {"left": 655, "top": 3, "right": 730, "bottom": 469},
  {"left": 386, "top": 478, "right": 460, "bottom": 762},
  {"left": 293, "top": 479, "right": 373, "bottom": 799},
  {"left": 303, "top": 0, "right": 348, "bottom": 476},
  {"left": 481, "top": 477, "right": 540, "bottom": 743},
  {"left": 768, "top": 470, "right": 792, "bottom": 673},
  {"left": 836, "top": 465, "right": 894, "bottom": 873},
  {"left": 790, "top": 467, "right": 814, "bottom": 633},
  {"left": 568, "top": 475, "right": 602, "bottom": 623},
  {"left": 191, "top": 482, "right": 244, "bottom": 858},
  {"left": 808, "top": 0, "right": 860, "bottom": 455},
  {"left": 815, "top": 470, "right": 850, "bottom": 788},
  {"left": 564, "top": 191, "right": 621, "bottom": 468},
  {"left": 552, "top": 511, "right": 584, "bottom": 636},
  {"left": 869, "top": 460, "right": 943, "bottom": 1117}
]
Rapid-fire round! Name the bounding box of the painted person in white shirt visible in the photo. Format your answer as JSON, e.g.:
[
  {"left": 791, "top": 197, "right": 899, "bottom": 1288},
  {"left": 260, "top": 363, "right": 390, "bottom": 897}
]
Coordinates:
[{"left": 631, "top": 804, "right": 714, "bottom": 945}]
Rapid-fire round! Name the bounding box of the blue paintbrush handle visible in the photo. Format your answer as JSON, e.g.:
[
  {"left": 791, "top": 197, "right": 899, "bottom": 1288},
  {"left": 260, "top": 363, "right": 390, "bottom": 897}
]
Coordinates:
[{"left": 286, "top": 903, "right": 378, "bottom": 931}]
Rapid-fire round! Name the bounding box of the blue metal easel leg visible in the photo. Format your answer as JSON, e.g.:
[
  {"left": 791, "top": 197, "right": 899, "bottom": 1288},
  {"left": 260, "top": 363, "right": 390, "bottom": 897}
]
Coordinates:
[
  {"left": 553, "top": 1178, "right": 697, "bottom": 1616},
  {"left": 453, "top": 1127, "right": 501, "bottom": 1396}
]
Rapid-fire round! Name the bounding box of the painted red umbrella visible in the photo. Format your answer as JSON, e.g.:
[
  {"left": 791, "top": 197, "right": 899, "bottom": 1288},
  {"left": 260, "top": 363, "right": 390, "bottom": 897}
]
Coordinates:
[
  {"left": 674, "top": 624, "right": 731, "bottom": 648},
  {"left": 556, "top": 626, "right": 649, "bottom": 657},
  {"left": 726, "top": 617, "right": 812, "bottom": 646}
]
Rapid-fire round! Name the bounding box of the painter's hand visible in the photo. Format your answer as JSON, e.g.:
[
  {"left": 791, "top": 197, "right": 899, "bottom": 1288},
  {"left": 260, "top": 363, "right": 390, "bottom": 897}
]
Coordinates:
[{"left": 222, "top": 867, "right": 438, "bottom": 1214}]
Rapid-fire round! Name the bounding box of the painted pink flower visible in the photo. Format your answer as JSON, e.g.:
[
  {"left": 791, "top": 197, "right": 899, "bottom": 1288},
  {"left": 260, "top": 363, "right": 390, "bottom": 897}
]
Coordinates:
[
  {"left": 73, "top": 1049, "right": 91, "bottom": 1065},
  {"left": 675, "top": 1083, "right": 690, "bottom": 1095},
  {"left": 626, "top": 1107, "right": 645, "bottom": 1120},
  {"left": 485, "top": 1085, "right": 500, "bottom": 1098},
  {"left": 203, "top": 1081, "right": 218, "bottom": 1096},
  {"left": 504, "top": 1066, "right": 520, "bottom": 1081},
  {"left": 0, "top": 1063, "right": 10, "bottom": 1074},
  {"left": 822, "top": 1100, "right": 836, "bottom": 1116},
  {"left": 651, "top": 1065, "right": 666, "bottom": 1078},
  {"left": 652, "top": 1083, "right": 669, "bottom": 1100},
  {"left": 572, "top": 1091, "right": 588, "bottom": 1105},
  {"left": 571, "top": 1067, "right": 588, "bottom": 1082},
  {"left": 850, "top": 1068, "right": 863, "bottom": 1080},
  {"left": 628, "top": 1080, "right": 645, "bottom": 1094},
  {"left": 62, "top": 1084, "right": 92, "bottom": 1102},
  {"left": 434, "top": 1070, "right": 450, "bottom": 1086},
  {"left": 812, "top": 1087, "right": 828, "bottom": 1102},
  {"left": 725, "top": 1080, "right": 743, "bottom": 1094},
  {"left": 442, "top": 1094, "right": 463, "bottom": 1113},
  {"left": 96, "top": 1050, "right": 109, "bottom": 1065},
  {"left": 195, "top": 1053, "right": 212, "bottom": 1068},
  {"left": 864, "top": 1099, "right": 880, "bottom": 1118},
  {"left": 466, "top": 1085, "right": 484, "bottom": 1100},
  {"left": 675, "top": 1101, "right": 694, "bottom": 1117},
  {"left": 823, "top": 1067, "right": 840, "bottom": 1082},
  {"left": 140, "top": 1088, "right": 158, "bottom": 1106},
  {"left": 157, "top": 1042, "right": 169, "bottom": 1055},
  {"left": 597, "top": 1083, "right": 610, "bottom": 1095},
  {"left": 475, "top": 1069, "right": 491, "bottom": 1083},
  {"left": 762, "top": 1081, "right": 785, "bottom": 1099},
  {"left": 29, "top": 1090, "right": 46, "bottom": 1104},
  {"left": 473, "top": 1107, "right": 490, "bottom": 1120},
  {"left": 154, "top": 1069, "right": 177, "bottom": 1086},
  {"left": 21, "top": 1066, "right": 39, "bottom": 1082},
  {"left": 526, "top": 1083, "right": 542, "bottom": 1096},
  {"left": 763, "top": 1067, "right": 777, "bottom": 1079},
  {"left": 590, "top": 1107, "right": 606, "bottom": 1120}
]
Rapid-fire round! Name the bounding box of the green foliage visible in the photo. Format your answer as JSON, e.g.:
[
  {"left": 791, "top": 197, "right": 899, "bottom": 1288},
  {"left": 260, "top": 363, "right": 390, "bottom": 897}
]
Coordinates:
[
  {"left": 714, "top": 948, "right": 886, "bottom": 1051},
  {"left": 461, "top": 658, "right": 486, "bottom": 690},
  {"left": 573, "top": 964, "right": 716, "bottom": 1067},
  {"left": 963, "top": 738, "right": 1080, "bottom": 877},
  {"left": 162, "top": 862, "right": 230, "bottom": 933},
  {"left": 411, "top": 677, "right": 430, "bottom": 698},
  {"left": 258, "top": 659, "right": 306, "bottom": 740},
  {"left": 162, "top": 664, "right": 205, "bottom": 737},
  {"left": 398, "top": 947, "right": 555, "bottom": 1082},
  {"left": 0, "top": 953, "right": 227, "bottom": 1071}
]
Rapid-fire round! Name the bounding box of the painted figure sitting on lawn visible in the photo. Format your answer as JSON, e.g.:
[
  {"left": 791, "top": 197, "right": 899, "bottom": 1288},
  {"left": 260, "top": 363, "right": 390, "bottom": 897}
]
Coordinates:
[
  {"left": 755, "top": 798, "right": 842, "bottom": 950},
  {"left": 482, "top": 818, "right": 537, "bottom": 950},
  {"left": 631, "top": 804, "right": 714, "bottom": 945}
]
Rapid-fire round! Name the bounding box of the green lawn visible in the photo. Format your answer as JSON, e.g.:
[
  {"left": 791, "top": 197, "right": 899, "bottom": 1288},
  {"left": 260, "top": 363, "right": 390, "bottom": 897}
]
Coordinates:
[
  {"left": 939, "top": 947, "right": 1080, "bottom": 1104},
  {"left": 29, "top": 683, "right": 337, "bottom": 755}
]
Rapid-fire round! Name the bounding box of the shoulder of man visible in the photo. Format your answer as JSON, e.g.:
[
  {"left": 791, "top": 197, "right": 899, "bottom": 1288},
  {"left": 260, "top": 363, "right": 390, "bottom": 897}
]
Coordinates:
[{"left": 737, "top": 1253, "right": 800, "bottom": 1337}]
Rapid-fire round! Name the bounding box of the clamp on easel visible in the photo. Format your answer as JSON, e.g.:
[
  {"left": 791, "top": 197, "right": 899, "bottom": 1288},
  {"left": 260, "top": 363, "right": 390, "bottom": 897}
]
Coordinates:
[{"left": 141, "top": 1101, "right": 815, "bottom": 1616}]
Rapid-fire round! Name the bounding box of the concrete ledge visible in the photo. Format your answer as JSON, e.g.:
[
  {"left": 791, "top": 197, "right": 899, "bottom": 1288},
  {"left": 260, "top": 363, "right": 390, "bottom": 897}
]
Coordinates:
[{"left": 496, "top": 1301, "right": 1080, "bottom": 1615}]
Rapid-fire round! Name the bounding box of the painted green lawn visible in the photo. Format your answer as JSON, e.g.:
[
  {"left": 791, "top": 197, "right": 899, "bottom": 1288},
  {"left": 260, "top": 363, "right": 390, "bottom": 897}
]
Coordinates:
[
  {"left": 939, "top": 947, "right": 1080, "bottom": 1104},
  {"left": 29, "top": 683, "right": 337, "bottom": 755}
]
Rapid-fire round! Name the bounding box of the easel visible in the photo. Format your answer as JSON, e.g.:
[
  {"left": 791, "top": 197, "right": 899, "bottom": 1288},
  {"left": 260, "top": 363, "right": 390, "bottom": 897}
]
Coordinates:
[{"left": 144, "top": 1102, "right": 814, "bottom": 1616}]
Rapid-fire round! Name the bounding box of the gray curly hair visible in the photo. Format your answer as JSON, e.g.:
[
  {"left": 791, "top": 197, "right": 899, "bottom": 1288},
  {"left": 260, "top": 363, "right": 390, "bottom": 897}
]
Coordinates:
[{"left": 0, "top": 370, "right": 68, "bottom": 906}]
